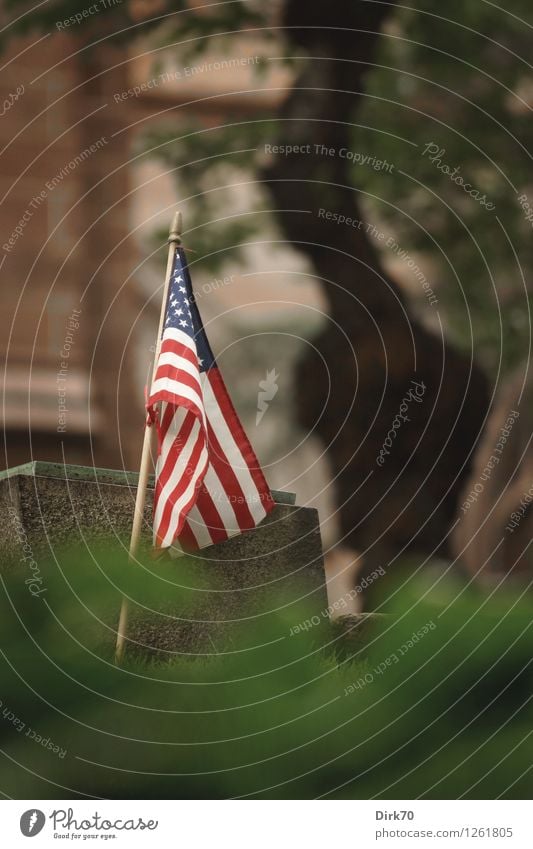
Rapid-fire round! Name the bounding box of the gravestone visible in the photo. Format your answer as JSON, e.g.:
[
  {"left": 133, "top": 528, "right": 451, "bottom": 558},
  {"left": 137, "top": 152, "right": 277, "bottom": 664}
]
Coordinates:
[{"left": 0, "top": 462, "right": 326, "bottom": 657}]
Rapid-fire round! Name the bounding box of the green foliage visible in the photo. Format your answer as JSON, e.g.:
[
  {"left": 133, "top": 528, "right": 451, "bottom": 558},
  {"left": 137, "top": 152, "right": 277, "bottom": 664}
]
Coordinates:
[
  {"left": 1, "top": 0, "right": 267, "bottom": 52},
  {"left": 0, "top": 546, "right": 532, "bottom": 798},
  {"left": 141, "top": 119, "right": 274, "bottom": 273},
  {"left": 358, "top": 1, "right": 533, "bottom": 374},
  {"left": 154, "top": 3, "right": 269, "bottom": 61}
]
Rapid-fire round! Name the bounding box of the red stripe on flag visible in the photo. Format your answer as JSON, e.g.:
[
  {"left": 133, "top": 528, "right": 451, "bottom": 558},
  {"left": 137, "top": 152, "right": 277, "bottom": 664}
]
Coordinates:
[
  {"left": 178, "top": 519, "right": 200, "bottom": 551},
  {"left": 159, "top": 401, "right": 176, "bottom": 441},
  {"left": 149, "top": 390, "right": 203, "bottom": 424},
  {"left": 154, "top": 365, "right": 202, "bottom": 398},
  {"left": 193, "top": 484, "right": 229, "bottom": 545},
  {"left": 159, "top": 338, "right": 198, "bottom": 368}
]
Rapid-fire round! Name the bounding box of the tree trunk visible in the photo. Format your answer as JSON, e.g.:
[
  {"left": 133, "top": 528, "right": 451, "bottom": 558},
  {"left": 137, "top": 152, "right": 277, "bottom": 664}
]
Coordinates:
[{"left": 263, "top": 0, "right": 489, "bottom": 564}]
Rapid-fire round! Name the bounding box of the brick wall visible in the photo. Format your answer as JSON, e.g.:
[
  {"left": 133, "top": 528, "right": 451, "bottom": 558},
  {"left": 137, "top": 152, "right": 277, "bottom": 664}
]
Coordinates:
[{"left": 1, "top": 34, "right": 142, "bottom": 470}]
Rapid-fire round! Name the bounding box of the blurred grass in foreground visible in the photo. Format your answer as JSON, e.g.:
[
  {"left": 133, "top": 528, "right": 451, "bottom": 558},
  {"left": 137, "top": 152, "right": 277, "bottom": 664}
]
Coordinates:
[{"left": 0, "top": 546, "right": 531, "bottom": 799}]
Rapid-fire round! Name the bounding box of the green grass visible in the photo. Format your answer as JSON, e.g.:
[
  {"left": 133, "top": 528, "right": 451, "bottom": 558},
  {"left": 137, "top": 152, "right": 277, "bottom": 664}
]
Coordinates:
[{"left": 0, "top": 546, "right": 531, "bottom": 798}]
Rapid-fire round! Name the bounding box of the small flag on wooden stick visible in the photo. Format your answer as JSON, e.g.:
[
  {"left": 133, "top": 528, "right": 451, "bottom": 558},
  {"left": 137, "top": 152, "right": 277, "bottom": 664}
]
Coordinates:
[
  {"left": 115, "top": 212, "right": 274, "bottom": 663},
  {"left": 147, "top": 242, "right": 274, "bottom": 552}
]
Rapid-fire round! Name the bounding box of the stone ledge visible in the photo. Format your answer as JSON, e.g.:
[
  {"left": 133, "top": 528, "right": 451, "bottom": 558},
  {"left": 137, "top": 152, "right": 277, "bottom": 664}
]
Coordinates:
[
  {"left": 0, "top": 462, "right": 325, "bottom": 657},
  {"left": 0, "top": 461, "right": 297, "bottom": 505}
]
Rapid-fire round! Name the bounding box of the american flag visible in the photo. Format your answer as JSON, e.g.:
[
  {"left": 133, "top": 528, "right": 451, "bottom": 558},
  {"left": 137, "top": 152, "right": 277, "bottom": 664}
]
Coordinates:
[{"left": 147, "top": 245, "right": 275, "bottom": 551}]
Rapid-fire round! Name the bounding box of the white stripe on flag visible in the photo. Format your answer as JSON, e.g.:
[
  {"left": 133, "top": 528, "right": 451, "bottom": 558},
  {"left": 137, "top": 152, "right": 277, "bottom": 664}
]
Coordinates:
[
  {"left": 158, "top": 402, "right": 187, "bottom": 461},
  {"left": 162, "top": 326, "right": 198, "bottom": 354},
  {"left": 156, "top": 351, "right": 200, "bottom": 382},
  {"left": 202, "top": 464, "right": 240, "bottom": 534},
  {"left": 182, "top": 504, "right": 215, "bottom": 549},
  {"left": 150, "top": 378, "right": 205, "bottom": 421}
]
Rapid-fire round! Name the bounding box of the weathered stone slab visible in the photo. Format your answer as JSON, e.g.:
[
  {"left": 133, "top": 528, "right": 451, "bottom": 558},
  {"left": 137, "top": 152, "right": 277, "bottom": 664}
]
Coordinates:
[{"left": 0, "top": 462, "right": 325, "bottom": 657}]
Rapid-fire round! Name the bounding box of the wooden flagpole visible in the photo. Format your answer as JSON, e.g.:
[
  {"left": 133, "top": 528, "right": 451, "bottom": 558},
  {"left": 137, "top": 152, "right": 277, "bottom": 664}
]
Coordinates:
[{"left": 115, "top": 211, "right": 183, "bottom": 664}]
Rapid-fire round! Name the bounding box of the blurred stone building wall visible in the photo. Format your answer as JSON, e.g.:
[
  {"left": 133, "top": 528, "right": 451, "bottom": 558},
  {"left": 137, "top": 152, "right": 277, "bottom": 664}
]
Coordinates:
[{"left": 1, "top": 33, "right": 141, "bottom": 470}]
